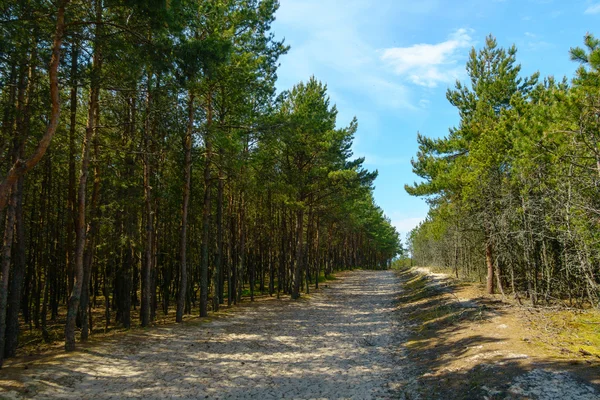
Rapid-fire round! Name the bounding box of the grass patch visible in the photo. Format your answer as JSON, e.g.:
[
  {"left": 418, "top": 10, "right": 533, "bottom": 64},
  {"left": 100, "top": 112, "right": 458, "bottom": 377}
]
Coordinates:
[
  {"left": 397, "top": 270, "right": 441, "bottom": 303},
  {"left": 547, "top": 309, "right": 600, "bottom": 358},
  {"left": 317, "top": 272, "right": 338, "bottom": 283}
]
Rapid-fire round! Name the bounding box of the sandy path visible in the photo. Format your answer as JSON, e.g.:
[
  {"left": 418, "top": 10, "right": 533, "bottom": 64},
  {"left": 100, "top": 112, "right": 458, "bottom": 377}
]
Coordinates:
[{"left": 3, "top": 270, "right": 407, "bottom": 399}]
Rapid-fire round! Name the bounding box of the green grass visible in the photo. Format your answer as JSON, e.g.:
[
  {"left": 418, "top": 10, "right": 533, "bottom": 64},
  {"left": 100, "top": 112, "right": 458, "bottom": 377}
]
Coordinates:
[
  {"left": 547, "top": 309, "right": 600, "bottom": 357},
  {"left": 317, "top": 272, "right": 338, "bottom": 283}
]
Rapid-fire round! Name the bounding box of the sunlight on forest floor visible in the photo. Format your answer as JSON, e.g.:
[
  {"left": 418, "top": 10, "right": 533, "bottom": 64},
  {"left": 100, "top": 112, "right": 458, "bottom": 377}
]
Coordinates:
[
  {"left": 2, "top": 269, "right": 599, "bottom": 399},
  {"left": 397, "top": 266, "right": 600, "bottom": 399},
  {"left": 0, "top": 271, "right": 409, "bottom": 399}
]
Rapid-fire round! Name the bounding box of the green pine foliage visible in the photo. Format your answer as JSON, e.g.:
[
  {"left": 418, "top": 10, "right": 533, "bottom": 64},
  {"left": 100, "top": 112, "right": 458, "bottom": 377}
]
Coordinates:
[
  {"left": 407, "top": 34, "right": 600, "bottom": 307},
  {"left": 0, "top": 0, "right": 400, "bottom": 359}
]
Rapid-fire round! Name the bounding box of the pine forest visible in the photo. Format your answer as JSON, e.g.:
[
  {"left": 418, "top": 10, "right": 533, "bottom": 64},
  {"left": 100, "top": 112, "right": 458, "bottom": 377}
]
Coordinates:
[
  {"left": 1, "top": 1, "right": 600, "bottom": 399},
  {"left": 0, "top": 0, "right": 399, "bottom": 363}
]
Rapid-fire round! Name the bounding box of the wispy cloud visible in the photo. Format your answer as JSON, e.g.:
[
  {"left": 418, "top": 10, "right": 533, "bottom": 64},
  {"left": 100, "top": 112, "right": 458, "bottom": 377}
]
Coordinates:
[
  {"left": 391, "top": 216, "right": 425, "bottom": 238},
  {"left": 380, "top": 29, "right": 474, "bottom": 87},
  {"left": 585, "top": 3, "right": 600, "bottom": 14},
  {"left": 522, "top": 32, "right": 553, "bottom": 51},
  {"left": 274, "top": 0, "right": 438, "bottom": 113}
]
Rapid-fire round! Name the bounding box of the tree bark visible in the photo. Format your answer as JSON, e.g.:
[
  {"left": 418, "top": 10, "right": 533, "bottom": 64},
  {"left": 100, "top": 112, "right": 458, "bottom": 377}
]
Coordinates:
[
  {"left": 4, "top": 177, "right": 25, "bottom": 358},
  {"left": 0, "top": 0, "right": 69, "bottom": 211},
  {"left": 67, "top": 42, "right": 78, "bottom": 297},
  {"left": 292, "top": 207, "right": 304, "bottom": 300},
  {"left": 485, "top": 241, "right": 494, "bottom": 295},
  {"left": 213, "top": 149, "right": 224, "bottom": 310},
  {"left": 141, "top": 79, "right": 153, "bottom": 328},
  {"left": 200, "top": 91, "right": 213, "bottom": 317},
  {"left": 176, "top": 92, "right": 194, "bottom": 323},
  {"left": 0, "top": 184, "right": 18, "bottom": 366},
  {"left": 81, "top": 130, "right": 101, "bottom": 341},
  {"left": 5, "top": 40, "right": 36, "bottom": 358},
  {"left": 65, "top": 1, "right": 100, "bottom": 348}
]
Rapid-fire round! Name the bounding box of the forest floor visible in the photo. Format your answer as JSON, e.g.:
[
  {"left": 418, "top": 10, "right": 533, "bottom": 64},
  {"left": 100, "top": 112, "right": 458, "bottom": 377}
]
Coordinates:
[
  {"left": 1, "top": 269, "right": 599, "bottom": 399},
  {"left": 0, "top": 270, "right": 409, "bottom": 399},
  {"left": 398, "top": 266, "right": 600, "bottom": 399}
]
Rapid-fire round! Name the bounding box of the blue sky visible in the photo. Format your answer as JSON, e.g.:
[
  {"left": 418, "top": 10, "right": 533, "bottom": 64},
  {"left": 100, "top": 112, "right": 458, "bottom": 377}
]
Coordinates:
[{"left": 271, "top": 0, "right": 598, "bottom": 242}]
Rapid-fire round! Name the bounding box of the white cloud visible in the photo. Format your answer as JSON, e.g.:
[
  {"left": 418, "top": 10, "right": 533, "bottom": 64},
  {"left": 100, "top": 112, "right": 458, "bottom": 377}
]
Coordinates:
[
  {"left": 522, "top": 32, "right": 552, "bottom": 51},
  {"left": 585, "top": 3, "right": 600, "bottom": 14},
  {"left": 274, "top": 0, "right": 437, "bottom": 113},
  {"left": 391, "top": 216, "right": 425, "bottom": 238},
  {"left": 380, "top": 29, "right": 473, "bottom": 87}
]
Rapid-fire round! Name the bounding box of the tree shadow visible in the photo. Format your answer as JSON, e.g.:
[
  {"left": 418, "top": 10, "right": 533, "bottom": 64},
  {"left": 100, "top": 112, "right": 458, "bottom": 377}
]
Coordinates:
[
  {"left": 394, "top": 268, "right": 600, "bottom": 399},
  {"left": 0, "top": 271, "right": 407, "bottom": 399}
]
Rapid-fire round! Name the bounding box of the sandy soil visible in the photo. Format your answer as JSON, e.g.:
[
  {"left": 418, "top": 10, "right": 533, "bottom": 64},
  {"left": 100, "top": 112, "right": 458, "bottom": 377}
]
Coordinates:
[
  {"left": 399, "top": 267, "right": 600, "bottom": 400},
  {"left": 2, "top": 269, "right": 598, "bottom": 399},
  {"left": 0, "top": 270, "right": 408, "bottom": 400}
]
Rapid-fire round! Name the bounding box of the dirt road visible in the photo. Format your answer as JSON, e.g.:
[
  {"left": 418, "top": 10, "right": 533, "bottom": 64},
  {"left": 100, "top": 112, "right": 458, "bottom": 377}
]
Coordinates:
[{"left": 1, "top": 271, "right": 408, "bottom": 399}]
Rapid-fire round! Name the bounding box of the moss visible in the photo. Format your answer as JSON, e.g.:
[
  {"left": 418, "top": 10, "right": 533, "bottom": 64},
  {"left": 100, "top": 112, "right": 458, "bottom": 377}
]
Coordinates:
[
  {"left": 549, "top": 310, "right": 600, "bottom": 357},
  {"left": 317, "top": 272, "right": 338, "bottom": 283}
]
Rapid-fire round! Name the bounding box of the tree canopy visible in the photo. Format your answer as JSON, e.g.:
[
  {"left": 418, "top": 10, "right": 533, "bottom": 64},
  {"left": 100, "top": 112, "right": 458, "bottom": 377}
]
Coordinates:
[
  {"left": 0, "top": 0, "right": 400, "bottom": 363},
  {"left": 407, "top": 34, "right": 600, "bottom": 307}
]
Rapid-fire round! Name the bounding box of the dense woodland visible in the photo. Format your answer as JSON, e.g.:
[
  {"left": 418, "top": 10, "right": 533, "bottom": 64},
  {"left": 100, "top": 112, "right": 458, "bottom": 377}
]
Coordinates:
[
  {"left": 407, "top": 35, "right": 600, "bottom": 308},
  {"left": 0, "top": 0, "right": 400, "bottom": 365}
]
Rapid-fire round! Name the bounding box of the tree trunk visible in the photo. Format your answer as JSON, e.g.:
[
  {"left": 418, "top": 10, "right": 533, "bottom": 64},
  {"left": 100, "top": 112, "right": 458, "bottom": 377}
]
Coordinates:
[
  {"left": 237, "top": 191, "right": 246, "bottom": 304},
  {"left": 485, "top": 241, "right": 494, "bottom": 295},
  {"left": 314, "top": 215, "right": 320, "bottom": 290},
  {"left": 0, "top": 184, "right": 18, "bottom": 366},
  {"left": 228, "top": 193, "right": 236, "bottom": 306},
  {"left": 140, "top": 71, "right": 154, "bottom": 328},
  {"left": 4, "top": 177, "right": 25, "bottom": 358},
  {"left": 177, "top": 92, "right": 194, "bottom": 323},
  {"left": 65, "top": 4, "right": 100, "bottom": 348},
  {"left": 0, "top": 0, "right": 69, "bottom": 211},
  {"left": 67, "top": 42, "right": 78, "bottom": 297},
  {"left": 80, "top": 130, "right": 101, "bottom": 341},
  {"left": 4, "top": 41, "right": 36, "bottom": 358},
  {"left": 213, "top": 149, "right": 224, "bottom": 310},
  {"left": 200, "top": 91, "right": 213, "bottom": 317},
  {"left": 292, "top": 207, "right": 304, "bottom": 300}
]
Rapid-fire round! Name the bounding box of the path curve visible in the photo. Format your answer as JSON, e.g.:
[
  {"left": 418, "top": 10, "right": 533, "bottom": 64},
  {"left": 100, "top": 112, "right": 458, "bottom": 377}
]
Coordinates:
[{"left": 3, "top": 270, "right": 407, "bottom": 399}]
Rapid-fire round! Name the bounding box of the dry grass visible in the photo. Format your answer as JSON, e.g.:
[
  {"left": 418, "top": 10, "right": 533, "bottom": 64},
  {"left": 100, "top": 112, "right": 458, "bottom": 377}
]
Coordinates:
[{"left": 395, "top": 266, "right": 600, "bottom": 399}]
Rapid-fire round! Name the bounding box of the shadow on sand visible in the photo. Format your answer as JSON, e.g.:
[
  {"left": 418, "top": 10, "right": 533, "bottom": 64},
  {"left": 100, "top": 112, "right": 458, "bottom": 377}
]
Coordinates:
[{"left": 394, "top": 267, "right": 600, "bottom": 400}]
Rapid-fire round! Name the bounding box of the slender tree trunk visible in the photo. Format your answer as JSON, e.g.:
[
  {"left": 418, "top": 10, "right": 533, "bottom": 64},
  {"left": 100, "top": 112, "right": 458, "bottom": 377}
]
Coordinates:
[
  {"left": 268, "top": 192, "right": 275, "bottom": 295},
  {"left": 278, "top": 207, "right": 286, "bottom": 298},
  {"left": 4, "top": 42, "right": 36, "bottom": 358},
  {"left": 141, "top": 150, "right": 153, "bottom": 326},
  {"left": 237, "top": 190, "right": 246, "bottom": 304},
  {"left": 292, "top": 207, "right": 304, "bottom": 300},
  {"left": 453, "top": 228, "right": 459, "bottom": 279},
  {"left": 228, "top": 192, "right": 236, "bottom": 306},
  {"left": 0, "top": 184, "right": 18, "bottom": 366},
  {"left": 4, "top": 177, "right": 25, "bottom": 358},
  {"left": 218, "top": 166, "right": 225, "bottom": 305},
  {"left": 65, "top": 3, "right": 101, "bottom": 348},
  {"left": 213, "top": 150, "right": 224, "bottom": 310},
  {"left": 314, "top": 215, "right": 320, "bottom": 290},
  {"left": 41, "top": 155, "right": 53, "bottom": 342},
  {"left": 485, "top": 241, "right": 494, "bottom": 295},
  {"left": 81, "top": 131, "right": 101, "bottom": 341},
  {"left": 177, "top": 92, "right": 194, "bottom": 323},
  {"left": 200, "top": 91, "right": 213, "bottom": 317},
  {"left": 67, "top": 42, "right": 78, "bottom": 297},
  {"left": 0, "top": 0, "right": 69, "bottom": 211},
  {"left": 120, "top": 96, "right": 136, "bottom": 329},
  {"left": 140, "top": 71, "right": 154, "bottom": 327},
  {"left": 305, "top": 205, "right": 313, "bottom": 294}
]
